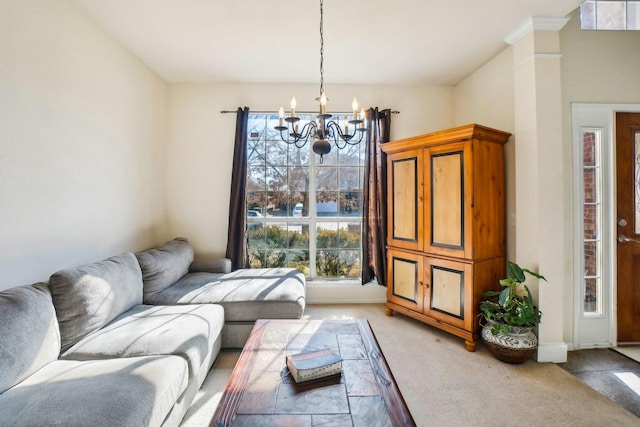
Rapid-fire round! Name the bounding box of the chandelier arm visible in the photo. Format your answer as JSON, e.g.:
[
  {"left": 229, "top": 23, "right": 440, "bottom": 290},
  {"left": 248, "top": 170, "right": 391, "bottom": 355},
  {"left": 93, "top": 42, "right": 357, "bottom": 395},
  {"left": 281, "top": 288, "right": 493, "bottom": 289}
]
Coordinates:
[
  {"left": 325, "top": 121, "right": 362, "bottom": 149},
  {"left": 278, "top": 121, "right": 318, "bottom": 148}
]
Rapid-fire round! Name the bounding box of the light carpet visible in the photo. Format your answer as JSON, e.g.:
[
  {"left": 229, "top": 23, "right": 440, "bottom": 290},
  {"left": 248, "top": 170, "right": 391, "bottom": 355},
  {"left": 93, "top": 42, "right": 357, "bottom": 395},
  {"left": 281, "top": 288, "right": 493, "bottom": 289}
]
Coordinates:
[
  {"left": 613, "top": 346, "right": 640, "bottom": 364},
  {"left": 180, "top": 303, "right": 639, "bottom": 426}
]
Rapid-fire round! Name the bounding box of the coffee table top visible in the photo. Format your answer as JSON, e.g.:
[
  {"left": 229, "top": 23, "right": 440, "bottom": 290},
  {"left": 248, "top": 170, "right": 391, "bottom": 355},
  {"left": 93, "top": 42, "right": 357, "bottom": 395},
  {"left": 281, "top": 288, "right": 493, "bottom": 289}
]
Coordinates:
[{"left": 211, "top": 319, "right": 415, "bottom": 427}]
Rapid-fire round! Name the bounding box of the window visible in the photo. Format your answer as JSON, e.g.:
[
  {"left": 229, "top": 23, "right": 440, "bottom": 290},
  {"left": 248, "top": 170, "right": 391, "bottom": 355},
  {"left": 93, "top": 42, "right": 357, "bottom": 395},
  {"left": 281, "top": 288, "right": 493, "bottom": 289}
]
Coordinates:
[
  {"left": 580, "top": 1, "right": 640, "bottom": 30},
  {"left": 582, "top": 128, "right": 603, "bottom": 315},
  {"left": 246, "top": 113, "right": 364, "bottom": 280}
]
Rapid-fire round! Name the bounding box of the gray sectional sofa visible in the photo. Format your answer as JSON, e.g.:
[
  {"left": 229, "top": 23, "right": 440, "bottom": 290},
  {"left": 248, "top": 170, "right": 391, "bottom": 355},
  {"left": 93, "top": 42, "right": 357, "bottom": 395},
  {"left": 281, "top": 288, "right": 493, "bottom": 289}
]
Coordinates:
[{"left": 0, "top": 238, "right": 306, "bottom": 427}]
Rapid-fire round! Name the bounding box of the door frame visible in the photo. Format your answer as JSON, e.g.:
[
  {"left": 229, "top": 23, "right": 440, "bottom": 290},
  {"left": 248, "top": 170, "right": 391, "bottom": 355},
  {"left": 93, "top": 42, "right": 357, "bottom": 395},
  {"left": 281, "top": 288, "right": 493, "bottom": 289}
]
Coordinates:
[{"left": 571, "top": 103, "right": 640, "bottom": 349}]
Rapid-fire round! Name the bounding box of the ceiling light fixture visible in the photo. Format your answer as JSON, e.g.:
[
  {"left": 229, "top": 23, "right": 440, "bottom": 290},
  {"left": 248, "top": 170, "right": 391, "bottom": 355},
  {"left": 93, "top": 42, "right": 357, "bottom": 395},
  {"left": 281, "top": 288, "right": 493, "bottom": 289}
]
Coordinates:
[{"left": 275, "top": 0, "right": 367, "bottom": 163}]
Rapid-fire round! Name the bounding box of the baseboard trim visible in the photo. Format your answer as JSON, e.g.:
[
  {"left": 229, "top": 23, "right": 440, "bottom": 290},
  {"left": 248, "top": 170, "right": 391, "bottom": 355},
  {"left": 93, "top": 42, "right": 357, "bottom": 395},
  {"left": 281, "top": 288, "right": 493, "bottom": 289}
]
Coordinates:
[
  {"left": 536, "top": 341, "right": 568, "bottom": 363},
  {"left": 306, "top": 282, "right": 386, "bottom": 304}
]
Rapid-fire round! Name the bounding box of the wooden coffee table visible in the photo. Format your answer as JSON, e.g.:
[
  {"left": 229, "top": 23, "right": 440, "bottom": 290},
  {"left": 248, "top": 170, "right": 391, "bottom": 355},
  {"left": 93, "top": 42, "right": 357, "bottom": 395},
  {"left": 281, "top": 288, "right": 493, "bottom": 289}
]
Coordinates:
[{"left": 210, "top": 319, "right": 415, "bottom": 427}]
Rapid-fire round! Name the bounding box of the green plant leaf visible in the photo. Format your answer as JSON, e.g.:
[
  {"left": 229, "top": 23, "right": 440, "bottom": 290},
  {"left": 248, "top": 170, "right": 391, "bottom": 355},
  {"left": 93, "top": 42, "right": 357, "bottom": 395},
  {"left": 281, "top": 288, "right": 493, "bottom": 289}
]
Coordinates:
[
  {"left": 507, "top": 261, "right": 525, "bottom": 283},
  {"left": 499, "top": 278, "right": 514, "bottom": 286},
  {"left": 498, "top": 287, "right": 511, "bottom": 307},
  {"left": 523, "top": 268, "right": 547, "bottom": 282}
]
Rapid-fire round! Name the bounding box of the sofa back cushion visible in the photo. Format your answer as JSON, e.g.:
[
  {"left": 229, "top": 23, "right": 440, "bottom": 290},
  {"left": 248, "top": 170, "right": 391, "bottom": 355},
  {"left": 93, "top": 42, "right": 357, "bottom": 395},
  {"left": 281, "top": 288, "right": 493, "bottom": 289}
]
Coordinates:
[
  {"left": 135, "top": 237, "right": 194, "bottom": 300},
  {"left": 49, "top": 252, "right": 143, "bottom": 352},
  {"left": 0, "top": 283, "right": 61, "bottom": 394}
]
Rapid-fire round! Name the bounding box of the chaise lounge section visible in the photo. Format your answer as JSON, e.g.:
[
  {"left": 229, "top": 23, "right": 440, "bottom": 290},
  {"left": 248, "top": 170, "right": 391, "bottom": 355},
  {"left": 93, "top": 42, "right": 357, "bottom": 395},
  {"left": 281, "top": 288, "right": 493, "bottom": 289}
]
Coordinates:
[{"left": 136, "top": 237, "right": 307, "bottom": 348}]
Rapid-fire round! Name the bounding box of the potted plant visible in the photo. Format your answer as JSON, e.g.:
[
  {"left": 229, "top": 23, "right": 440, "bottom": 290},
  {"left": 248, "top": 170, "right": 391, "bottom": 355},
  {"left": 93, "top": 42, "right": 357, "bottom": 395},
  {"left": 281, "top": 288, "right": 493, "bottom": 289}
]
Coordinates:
[{"left": 479, "top": 261, "right": 547, "bottom": 364}]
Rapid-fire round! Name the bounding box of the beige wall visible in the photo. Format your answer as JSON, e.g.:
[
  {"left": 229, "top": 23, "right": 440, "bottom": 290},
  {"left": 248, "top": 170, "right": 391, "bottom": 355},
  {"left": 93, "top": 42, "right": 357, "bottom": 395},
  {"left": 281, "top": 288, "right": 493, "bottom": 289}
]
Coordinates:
[
  {"left": 0, "top": 0, "right": 168, "bottom": 290},
  {"left": 165, "top": 83, "right": 454, "bottom": 258},
  {"left": 453, "top": 47, "right": 515, "bottom": 261}
]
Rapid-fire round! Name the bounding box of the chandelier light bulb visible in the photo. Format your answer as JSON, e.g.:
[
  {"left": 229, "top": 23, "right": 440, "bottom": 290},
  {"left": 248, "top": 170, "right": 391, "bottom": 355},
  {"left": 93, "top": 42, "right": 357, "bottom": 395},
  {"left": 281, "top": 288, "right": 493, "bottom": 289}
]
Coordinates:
[
  {"left": 278, "top": 106, "right": 284, "bottom": 126},
  {"left": 319, "top": 92, "right": 327, "bottom": 115},
  {"left": 290, "top": 96, "right": 297, "bottom": 117},
  {"left": 352, "top": 98, "right": 359, "bottom": 119}
]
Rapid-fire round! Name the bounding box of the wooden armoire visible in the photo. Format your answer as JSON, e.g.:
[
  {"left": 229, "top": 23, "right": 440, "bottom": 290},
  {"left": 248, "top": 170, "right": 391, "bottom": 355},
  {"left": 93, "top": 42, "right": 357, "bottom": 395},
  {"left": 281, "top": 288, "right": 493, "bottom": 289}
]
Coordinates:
[{"left": 381, "top": 124, "right": 511, "bottom": 351}]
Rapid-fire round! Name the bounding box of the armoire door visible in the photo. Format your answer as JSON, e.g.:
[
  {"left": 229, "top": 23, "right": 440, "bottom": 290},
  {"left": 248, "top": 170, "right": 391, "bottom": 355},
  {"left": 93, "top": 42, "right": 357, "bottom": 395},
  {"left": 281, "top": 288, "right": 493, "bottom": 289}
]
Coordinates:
[
  {"left": 387, "top": 249, "right": 424, "bottom": 313},
  {"left": 387, "top": 149, "right": 424, "bottom": 251},
  {"left": 424, "top": 142, "right": 472, "bottom": 259}
]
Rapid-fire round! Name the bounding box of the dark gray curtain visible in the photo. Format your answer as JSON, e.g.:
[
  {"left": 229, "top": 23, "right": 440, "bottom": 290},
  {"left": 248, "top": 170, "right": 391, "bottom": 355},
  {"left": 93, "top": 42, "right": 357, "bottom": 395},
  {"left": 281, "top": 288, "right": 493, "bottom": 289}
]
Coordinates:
[
  {"left": 362, "top": 108, "right": 391, "bottom": 285},
  {"left": 225, "top": 107, "right": 250, "bottom": 270}
]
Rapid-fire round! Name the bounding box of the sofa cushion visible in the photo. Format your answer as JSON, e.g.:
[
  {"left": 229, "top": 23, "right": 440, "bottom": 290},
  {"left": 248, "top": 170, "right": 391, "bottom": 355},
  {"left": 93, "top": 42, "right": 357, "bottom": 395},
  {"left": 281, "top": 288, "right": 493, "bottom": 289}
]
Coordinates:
[
  {"left": 145, "top": 268, "right": 306, "bottom": 322},
  {"left": 61, "top": 303, "right": 224, "bottom": 380},
  {"left": 135, "top": 237, "right": 194, "bottom": 299},
  {"left": 49, "top": 252, "right": 143, "bottom": 352},
  {"left": 0, "top": 356, "right": 188, "bottom": 427},
  {"left": 0, "top": 283, "right": 60, "bottom": 394}
]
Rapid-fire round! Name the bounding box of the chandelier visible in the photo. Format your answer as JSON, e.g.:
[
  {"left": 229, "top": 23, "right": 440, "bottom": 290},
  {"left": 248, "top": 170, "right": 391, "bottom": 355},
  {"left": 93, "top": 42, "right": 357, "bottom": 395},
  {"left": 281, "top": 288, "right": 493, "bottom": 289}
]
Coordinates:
[{"left": 275, "top": 0, "right": 367, "bottom": 163}]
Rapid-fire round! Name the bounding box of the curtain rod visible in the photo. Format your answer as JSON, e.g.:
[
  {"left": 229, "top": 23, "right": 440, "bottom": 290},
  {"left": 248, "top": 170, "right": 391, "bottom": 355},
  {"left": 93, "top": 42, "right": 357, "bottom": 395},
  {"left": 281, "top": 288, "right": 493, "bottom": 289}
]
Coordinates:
[{"left": 219, "top": 109, "right": 400, "bottom": 114}]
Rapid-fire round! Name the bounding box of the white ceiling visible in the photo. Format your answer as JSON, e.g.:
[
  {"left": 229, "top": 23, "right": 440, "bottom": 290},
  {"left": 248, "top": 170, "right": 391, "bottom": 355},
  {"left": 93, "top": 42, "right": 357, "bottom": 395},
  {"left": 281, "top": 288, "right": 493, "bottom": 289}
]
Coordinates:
[{"left": 71, "top": 0, "right": 582, "bottom": 86}]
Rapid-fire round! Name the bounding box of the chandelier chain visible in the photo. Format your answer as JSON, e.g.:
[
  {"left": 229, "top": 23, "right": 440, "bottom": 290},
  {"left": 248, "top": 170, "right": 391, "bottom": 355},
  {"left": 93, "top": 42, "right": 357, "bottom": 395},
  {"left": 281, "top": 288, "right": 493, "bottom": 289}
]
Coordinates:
[{"left": 319, "top": 0, "right": 324, "bottom": 97}]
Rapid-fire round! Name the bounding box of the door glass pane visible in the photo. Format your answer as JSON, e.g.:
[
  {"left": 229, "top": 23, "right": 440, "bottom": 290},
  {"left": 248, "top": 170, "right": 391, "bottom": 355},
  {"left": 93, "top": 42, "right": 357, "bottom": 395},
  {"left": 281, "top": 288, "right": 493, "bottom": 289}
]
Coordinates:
[{"left": 582, "top": 129, "right": 603, "bottom": 315}]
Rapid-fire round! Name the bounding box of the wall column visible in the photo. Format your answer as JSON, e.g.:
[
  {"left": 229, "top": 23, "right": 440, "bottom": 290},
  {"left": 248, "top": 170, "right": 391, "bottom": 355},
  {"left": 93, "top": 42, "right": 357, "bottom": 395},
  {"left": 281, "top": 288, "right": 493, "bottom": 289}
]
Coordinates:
[{"left": 505, "top": 17, "right": 569, "bottom": 363}]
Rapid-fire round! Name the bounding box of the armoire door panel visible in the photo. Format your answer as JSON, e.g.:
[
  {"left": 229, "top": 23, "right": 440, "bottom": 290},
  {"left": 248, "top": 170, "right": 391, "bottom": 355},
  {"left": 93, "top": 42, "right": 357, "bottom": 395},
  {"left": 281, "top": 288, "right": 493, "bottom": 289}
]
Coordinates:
[
  {"left": 425, "top": 253, "right": 473, "bottom": 330},
  {"left": 431, "top": 151, "right": 463, "bottom": 249},
  {"left": 387, "top": 149, "right": 424, "bottom": 251},
  {"left": 387, "top": 250, "right": 424, "bottom": 312},
  {"left": 430, "top": 265, "right": 464, "bottom": 318},
  {"left": 392, "top": 157, "right": 418, "bottom": 242},
  {"left": 424, "top": 141, "right": 471, "bottom": 259}
]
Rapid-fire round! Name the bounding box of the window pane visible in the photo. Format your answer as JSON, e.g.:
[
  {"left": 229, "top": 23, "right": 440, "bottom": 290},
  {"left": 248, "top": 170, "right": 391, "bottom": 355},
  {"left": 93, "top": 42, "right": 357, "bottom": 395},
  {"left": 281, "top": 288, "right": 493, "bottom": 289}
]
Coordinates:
[
  {"left": 289, "top": 166, "right": 309, "bottom": 191},
  {"left": 266, "top": 141, "right": 288, "bottom": 167},
  {"left": 288, "top": 224, "right": 309, "bottom": 248},
  {"left": 316, "top": 250, "right": 338, "bottom": 276},
  {"left": 287, "top": 250, "right": 309, "bottom": 274},
  {"left": 340, "top": 191, "right": 361, "bottom": 216},
  {"left": 339, "top": 223, "right": 361, "bottom": 248},
  {"left": 316, "top": 223, "right": 338, "bottom": 249},
  {"left": 597, "top": 1, "right": 626, "bottom": 30},
  {"left": 340, "top": 250, "right": 361, "bottom": 278},
  {"left": 247, "top": 138, "right": 265, "bottom": 166},
  {"left": 338, "top": 143, "right": 364, "bottom": 166},
  {"left": 247, "top": 191, "right": 265, "bottom": 215},
  {"left": 581, "top": 1, "right": 596, "bottom": 29},
  {"left": 582, "top": 128, "right": 602, "bottom": 315},
  {"left": 580, "top": 0, "right": 640, "bottom": 30},
  {"left": 265, "top": 191, "right": 288, "bottom": 217},
  {"left": 584, "top": 278, "right": 598, "bottom": 312},
  {"left": 317, "top": 167, "right": 337, "bottom": 191},
  {"left": 584, "top": 204, "right": 598, "bottom": 240},
  {"left": 629, "top": 2, "right": 640, "bottom": 29},
  {"left": 317, "top": 192, "right": 338, "bottom": 216},
  {"left": 247, "top": 166, "right": 265, "bottom": 192},
  {"left": 584, "top": 240, "right": 598, "bottom": 276}
]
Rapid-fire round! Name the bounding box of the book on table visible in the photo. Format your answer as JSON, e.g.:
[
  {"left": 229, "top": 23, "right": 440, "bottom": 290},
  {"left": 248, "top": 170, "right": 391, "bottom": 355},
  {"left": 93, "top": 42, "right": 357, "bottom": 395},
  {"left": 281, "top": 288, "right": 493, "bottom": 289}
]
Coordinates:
[{"left": 286, "top": 349, "right": 343, "bottom": 383}]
